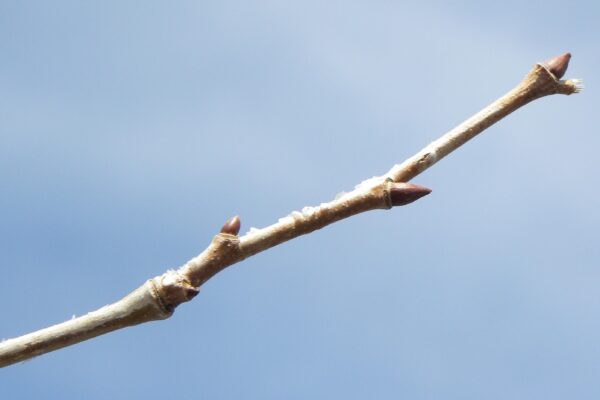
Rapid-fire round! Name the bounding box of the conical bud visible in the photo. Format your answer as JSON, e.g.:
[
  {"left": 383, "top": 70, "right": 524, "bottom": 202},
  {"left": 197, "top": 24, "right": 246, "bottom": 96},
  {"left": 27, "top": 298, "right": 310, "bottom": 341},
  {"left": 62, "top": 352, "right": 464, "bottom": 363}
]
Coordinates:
[
  {"left": 389, "top": 182, "right": 432, "bottom": 206},
  {"left": 542, "top": 52, "right": 571, "bottom": 79},
  {"left": 220, "top": 215, "right": 241, "bottom": 235}
]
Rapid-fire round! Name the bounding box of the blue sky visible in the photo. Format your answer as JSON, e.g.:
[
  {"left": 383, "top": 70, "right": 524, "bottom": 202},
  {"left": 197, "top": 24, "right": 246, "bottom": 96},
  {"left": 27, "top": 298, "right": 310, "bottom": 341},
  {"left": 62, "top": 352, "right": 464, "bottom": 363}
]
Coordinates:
[{"left": 1, "top": 1, "right": 599, "bottom": 398}]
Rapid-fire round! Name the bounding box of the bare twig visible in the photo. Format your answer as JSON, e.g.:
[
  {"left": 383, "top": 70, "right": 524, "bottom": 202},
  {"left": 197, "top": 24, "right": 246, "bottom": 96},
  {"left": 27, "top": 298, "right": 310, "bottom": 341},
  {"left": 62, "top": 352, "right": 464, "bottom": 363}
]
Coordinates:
[{"left": 0, "top": 53, "right": 581, "bottom": 368}]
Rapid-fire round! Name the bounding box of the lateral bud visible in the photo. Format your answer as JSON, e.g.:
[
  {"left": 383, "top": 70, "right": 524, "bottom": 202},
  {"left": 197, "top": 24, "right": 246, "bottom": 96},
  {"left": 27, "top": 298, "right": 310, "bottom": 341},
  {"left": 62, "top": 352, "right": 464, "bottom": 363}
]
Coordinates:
[
  {"left": 220, "top": 215, "right": 241, "bottom": 236},
  {"left": 541, "top": 52, "right": 571, "bottom": 79},
  {"left": 389, "top": 182, "right": 432, "bottom": 207},
  {"left": 185, "top": 287, "right": 200, "bottom": 300}
]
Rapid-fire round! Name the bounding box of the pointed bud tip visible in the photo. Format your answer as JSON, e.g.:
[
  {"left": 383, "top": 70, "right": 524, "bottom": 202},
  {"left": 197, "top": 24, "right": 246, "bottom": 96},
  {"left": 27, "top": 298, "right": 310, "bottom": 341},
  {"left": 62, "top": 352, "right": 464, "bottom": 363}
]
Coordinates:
[
  {"left": 220, "top": 215, "right": 241, "bottom": 235},
  {"left": 185, "top": 287, "right": 200, "bottom": 300},
  {"left": 542, "top": 52, "right": 571, "bottom": 79},
  {"left": 389, "top": 183, "right": 432, "bottom": 207}
]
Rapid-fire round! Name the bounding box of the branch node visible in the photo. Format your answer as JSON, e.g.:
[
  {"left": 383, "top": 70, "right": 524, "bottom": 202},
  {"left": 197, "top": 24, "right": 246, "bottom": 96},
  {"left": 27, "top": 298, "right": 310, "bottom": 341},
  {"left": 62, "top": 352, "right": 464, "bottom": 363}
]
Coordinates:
[{"left": 151, "top": 270, "right": 199, "bottom": 312}]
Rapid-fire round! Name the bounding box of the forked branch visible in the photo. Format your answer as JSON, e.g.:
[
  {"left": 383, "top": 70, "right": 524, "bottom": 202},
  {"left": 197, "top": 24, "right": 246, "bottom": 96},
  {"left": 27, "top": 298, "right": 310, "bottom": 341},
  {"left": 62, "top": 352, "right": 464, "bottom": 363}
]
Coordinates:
[{"left": 0, "top": 53, "right": 582, "bottom": 368}]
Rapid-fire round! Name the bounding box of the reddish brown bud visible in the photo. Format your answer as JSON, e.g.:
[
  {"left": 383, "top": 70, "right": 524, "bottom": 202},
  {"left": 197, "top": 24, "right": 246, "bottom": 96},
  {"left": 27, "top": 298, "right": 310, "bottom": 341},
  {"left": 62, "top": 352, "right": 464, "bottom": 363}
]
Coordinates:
[
  {"left": 541, "top": 52, "right": 571, "bottom": 79},
  {"left": 185, "top": 287, "right": 200, "bottom": 300},
  {"left": 220, "top": 215, "right": 241, "bottom": 235},
  {"left": 389, "top": 182, "right": 432, "bottom": 206}
]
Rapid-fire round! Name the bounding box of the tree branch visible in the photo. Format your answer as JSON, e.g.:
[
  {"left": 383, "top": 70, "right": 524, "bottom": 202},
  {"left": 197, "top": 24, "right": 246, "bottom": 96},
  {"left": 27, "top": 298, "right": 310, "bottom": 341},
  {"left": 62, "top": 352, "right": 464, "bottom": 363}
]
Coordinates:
[{"left": 0, "top": 53, "right": 581, "bottom": 368}]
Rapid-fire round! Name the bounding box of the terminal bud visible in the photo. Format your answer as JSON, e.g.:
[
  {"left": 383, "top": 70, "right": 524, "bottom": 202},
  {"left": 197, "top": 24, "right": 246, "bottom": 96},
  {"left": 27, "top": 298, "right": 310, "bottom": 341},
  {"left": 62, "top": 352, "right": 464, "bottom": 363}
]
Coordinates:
[{"left": 541, "top": 52, "right": 571, "bottom": 79}]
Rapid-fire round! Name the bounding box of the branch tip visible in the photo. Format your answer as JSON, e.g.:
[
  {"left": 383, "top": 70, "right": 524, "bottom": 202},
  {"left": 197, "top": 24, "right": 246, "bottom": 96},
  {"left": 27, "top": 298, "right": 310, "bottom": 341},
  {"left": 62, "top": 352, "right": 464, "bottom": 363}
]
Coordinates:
[
  {"left": 541, "top": 52, "right": 571, "bottom": 79},
  {"left": 389, "top": 183, "right": 432, "bottom": 207},
  {"left": 570, "top": 78, "right": 584, "bottom": 93},
  {"left": 220, "top": 215, "right": 241, "bottom": 236}
]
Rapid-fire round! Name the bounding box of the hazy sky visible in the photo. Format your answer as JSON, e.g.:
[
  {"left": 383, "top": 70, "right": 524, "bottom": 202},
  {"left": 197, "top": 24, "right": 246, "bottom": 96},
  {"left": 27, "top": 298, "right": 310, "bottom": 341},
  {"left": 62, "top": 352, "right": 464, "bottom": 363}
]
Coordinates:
[{"left": 1, "top": 1, "right": 599, "bottom": 398}]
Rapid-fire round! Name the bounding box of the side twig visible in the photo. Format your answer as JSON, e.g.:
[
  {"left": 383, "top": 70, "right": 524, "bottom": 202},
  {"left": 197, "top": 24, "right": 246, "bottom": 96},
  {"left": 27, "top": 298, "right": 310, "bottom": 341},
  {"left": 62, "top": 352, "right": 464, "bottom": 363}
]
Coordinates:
[{"left": 0, "top": 53, "right": 581, "bottom": 368}]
